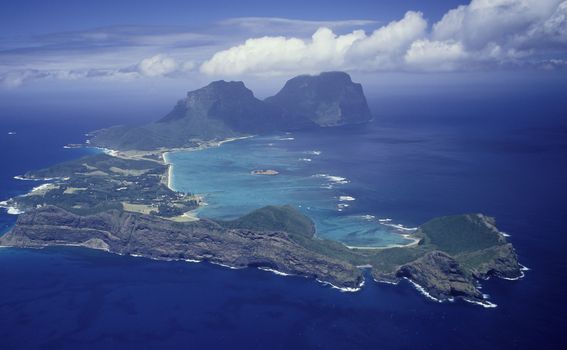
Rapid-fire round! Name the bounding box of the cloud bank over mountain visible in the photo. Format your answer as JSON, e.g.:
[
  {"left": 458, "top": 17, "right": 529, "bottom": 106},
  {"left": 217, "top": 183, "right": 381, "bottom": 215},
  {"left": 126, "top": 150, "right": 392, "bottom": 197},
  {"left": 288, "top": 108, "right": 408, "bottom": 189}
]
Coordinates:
[
  {"left": 201, "top": 0, "right": 567, "bottom": 76},
  {"left": 1, "top": 0, "right": 566, "bottom": 87}
]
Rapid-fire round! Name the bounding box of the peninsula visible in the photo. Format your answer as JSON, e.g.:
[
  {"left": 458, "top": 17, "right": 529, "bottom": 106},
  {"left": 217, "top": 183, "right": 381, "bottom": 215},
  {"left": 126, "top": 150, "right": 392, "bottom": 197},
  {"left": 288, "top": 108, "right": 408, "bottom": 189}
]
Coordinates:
[{"left": 0, "top": 72, "right": 524, "bottom": 306}]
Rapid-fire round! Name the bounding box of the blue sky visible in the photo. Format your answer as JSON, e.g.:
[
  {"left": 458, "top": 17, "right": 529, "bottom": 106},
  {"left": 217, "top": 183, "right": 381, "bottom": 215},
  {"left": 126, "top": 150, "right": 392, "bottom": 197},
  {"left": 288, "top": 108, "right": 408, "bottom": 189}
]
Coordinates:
[
  {"left": 1, "top": 1, "right": 467, "bottom": 35},
  {"left": 0, "top": 0, "right": 566, "bottom": 118}
]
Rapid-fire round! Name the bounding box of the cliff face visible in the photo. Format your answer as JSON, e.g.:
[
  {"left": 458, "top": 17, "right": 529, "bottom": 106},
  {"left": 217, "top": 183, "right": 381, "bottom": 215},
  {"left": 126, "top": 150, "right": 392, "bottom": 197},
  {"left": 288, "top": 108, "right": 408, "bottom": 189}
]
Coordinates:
[
  {"left": 158, "top": 80, "right": 283, "bottom": 133},
  {"left": 265, "top": 72, "right": 373, "bottom": 127},
  {"left": 0, "top": 204, "right": 523, "bottom": 305},
  {"left": 0, "top": 206, "right": 363, "bottom": 289},
  {"left": 396, "top": 251, "right": 484, "bottom": 301},
  {"left": 0, "top": 151, "right": 523, "bottom": 305},
  {"left": 89, "top": 72, "right": 373, "bottom": 151}
]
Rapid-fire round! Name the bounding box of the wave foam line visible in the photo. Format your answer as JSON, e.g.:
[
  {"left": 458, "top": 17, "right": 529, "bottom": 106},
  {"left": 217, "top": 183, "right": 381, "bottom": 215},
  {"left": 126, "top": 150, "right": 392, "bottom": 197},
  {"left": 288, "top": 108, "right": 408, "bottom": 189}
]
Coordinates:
[
  {"left": 463, "top": 298, "right": 498, "bottom": 308},
  {"left": 258, "top": 267, "right": 294, "bottom": 276},
  {"left": 382, "top": 223, "right": 418, "bottom": 231},
  {"left": 6, "top": 207, "right": 24, "bottom": 215},
  {"left": 14, "top": 175, "right": 53, "bottom": 181},
  {"left": 404, "top": 277, "right": 443, "bottom": 303},
  {"left": 316, "top": 278, "right": 365, "bottom": 293},
  {"left": 313, "top": 174, "right": 349, "bottom": 185},
  {"left": 210, "top": 261, "right": 243, "bottom": 270},
  {"left": 373, "top": 278, "right": 400, "bottom": 285}
]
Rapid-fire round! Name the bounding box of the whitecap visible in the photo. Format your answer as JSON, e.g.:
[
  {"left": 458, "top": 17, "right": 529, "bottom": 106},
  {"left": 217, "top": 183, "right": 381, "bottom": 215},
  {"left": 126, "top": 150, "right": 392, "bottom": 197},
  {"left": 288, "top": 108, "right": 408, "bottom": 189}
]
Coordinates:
[
  {"left": 13, "top": 175, "right": 42, "bottom": 181},
  {"left": 258, "top": 267, "right": 293, "bottom": 276},
  {"left": 382, "top": 223, "right": 418, "bottom": 231},
  {"left": 373, "top": 278, "right": 399, "bottom": 285},
  {"left": 463, "top": 298, "right": 498, "bottom": 308},
  {"left": 313, "top": 174, "right": 349, "bottom": 185},
  {"left": 339, "top": 195, "right": 355, "bottom": 201},
  {"left": 404, "top": 277, "right": 442, "bottom": 303},
  {"left": 6, "top": 206, "right": 24, "bottom": 215},
  {"left": 316, "top": 278, "right": 364, "bottom": 293},
  {"left": 30, "top": 183, "right": 53, "bottom": 193},
  {"left": 498, "top": 271, "right": 525, "bottom": 280},
  {"left": 102, "top": 148, "right": 119, "bottom": 157},
  {"left": 337, "top": 203, "right": 350, "bottom": 210},
  {"left": 210, "top": 261, "right": 242, "bottom": 270}
]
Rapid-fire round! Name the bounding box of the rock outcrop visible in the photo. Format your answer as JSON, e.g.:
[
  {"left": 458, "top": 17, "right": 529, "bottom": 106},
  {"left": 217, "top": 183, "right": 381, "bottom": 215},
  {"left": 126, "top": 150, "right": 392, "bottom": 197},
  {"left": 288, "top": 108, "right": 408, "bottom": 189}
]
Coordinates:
[
  {"left": 89, "top": 72, "right": 373, "bottom": 151},
  {"left": 265, "top": 71, "right": 373, "bottom": 127},
  {"left": 0, "top": 205, "right": 364, "bottom": 290},
  {"left": 396, "top": 251, "right": 483, "bottom": 301}
]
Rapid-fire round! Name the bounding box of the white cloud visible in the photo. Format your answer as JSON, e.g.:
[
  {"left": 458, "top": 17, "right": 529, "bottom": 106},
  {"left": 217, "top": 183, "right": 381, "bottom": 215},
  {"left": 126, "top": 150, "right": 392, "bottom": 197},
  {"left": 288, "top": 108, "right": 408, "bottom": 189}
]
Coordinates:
[
  {"left": 519, "top": 1, "right": 567, "bottom": 46},
  {"left": 0, "top": 68, "right": 143, "bottom": 88},
  {"left": 405, "top": 40, "right": 467, "bottom": 70},
  {"left": 220, "top": 17, "right": 377, "bottom": 35},
  {"left": 0, "top": 55, "right": 195, "bottom": 88},
  {"left": 200, "top": 28, "right": 345, "bottom": 76},
  {"left": 201, "top": 1, "right": 567, "bottom": 76},
  {"left": 433, "top": 0, "right": 566, "bottom": 52},
  {"left": 201, "top": 11, "right": 426, "bottom": 75},
  {"left": 2, "top": 1, "right": 567, "bottom": 88},
  {"left": 137, "top": 54, "right": 178, "bottom": 77},
  {"left": 181, "top": 61, "right": 196, "bottom": 72},
  {"left": 349, "top": 11, "right": 427, "bottom": 57},
  {"left": 345, "top": 11, "right": 427, "bottom": 70}
]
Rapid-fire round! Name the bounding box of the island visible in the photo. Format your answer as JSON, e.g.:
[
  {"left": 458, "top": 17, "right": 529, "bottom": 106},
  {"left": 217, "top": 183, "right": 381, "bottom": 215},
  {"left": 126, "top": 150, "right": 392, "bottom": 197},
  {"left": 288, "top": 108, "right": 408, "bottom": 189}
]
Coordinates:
[
  {"left": 251, "top": 169, "right": 279, "bottom": 175},
  {"left": 0, "top": 72, "right": 524, "bottom": 307},
  {"left": 87, "top": 71, "right": 373, "bottom": 151}
]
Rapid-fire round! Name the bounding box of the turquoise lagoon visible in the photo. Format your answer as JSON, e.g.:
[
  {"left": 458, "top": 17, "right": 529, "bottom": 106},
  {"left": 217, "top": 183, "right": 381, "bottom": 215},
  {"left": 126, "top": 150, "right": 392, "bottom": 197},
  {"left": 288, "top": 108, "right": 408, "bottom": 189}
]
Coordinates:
[{"left": 166, "top": 135, "right": 413, "bottom": 247}]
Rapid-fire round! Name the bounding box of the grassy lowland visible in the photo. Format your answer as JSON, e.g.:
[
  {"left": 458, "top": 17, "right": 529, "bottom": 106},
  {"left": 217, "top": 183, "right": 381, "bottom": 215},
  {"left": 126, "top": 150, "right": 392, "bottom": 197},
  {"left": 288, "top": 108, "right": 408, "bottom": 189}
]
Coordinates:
[
  {"left": 11, "top": 153, "right": 197, "bottom": 217},
  {"left": 217, "top": 205, "right": 316, "bottom": 238},
  {"left": 418, "top": 214, "right": 505, "bottom": 255}
]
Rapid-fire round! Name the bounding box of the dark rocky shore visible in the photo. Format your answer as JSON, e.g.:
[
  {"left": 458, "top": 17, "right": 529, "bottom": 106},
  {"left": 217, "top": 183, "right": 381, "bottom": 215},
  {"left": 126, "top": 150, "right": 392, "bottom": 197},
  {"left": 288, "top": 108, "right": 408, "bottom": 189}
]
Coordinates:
[
  {"left": 0, "top": 71, "right": 524, "bottom": 306},
  {"left": 0, "top": 203, "right": 522, "bottom": 304}
]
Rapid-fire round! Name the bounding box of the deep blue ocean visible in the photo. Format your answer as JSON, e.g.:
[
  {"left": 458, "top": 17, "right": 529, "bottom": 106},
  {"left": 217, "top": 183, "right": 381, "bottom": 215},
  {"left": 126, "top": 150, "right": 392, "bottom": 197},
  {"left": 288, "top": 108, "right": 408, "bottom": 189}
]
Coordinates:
[{"left": 1, "top": 107, "right": 567, "bottom": 349}]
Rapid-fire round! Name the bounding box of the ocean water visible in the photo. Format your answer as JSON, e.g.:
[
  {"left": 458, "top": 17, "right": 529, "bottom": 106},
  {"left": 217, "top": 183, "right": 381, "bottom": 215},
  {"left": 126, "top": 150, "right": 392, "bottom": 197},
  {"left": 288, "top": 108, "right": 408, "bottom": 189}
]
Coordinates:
[
  {"left": 167, "top": 135, "right": 414, "bottom": 247},
  {"left": 1, "top": 114, "right": 567, "bottom": 349}
]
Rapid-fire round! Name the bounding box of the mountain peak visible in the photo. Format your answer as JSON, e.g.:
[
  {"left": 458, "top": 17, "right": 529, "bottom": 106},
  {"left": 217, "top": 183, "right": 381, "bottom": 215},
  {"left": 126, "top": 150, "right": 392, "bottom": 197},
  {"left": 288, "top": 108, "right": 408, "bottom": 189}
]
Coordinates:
[
  {"left": 90, "top": 71, "right": 372, "bottom": 151},
  {"left": 265, "top": 71, "right": 372, "bottom": 127},
  {"left": 204, "top": 80, "right": 249, "bottom": 92},
  {"left": 294, "top": 71, "right": 353, "bottom": 83}
]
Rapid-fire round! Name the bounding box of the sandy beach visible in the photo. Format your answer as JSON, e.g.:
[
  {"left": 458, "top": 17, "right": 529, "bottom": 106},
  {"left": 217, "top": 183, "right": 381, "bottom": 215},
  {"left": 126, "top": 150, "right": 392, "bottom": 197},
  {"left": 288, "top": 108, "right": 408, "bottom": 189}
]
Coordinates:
[{"left": 345, "top": 233, "right": 421, "bottom": 250}]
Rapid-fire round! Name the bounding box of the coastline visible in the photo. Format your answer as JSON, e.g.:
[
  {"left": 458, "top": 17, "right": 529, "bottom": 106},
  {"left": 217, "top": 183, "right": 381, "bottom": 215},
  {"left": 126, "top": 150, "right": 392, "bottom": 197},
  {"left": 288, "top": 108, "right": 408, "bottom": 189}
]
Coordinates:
[
  {"left": 162, "top": 152, "right": 174, "bottom": 191},
  {"left": 158, "top": 136, "right": 253, "bottom": 192},
  {"left": 345, "top": 233, "right": 421, "bottom": 250},
  {"left": 5, "top": 135, "right": 252, "bottom": 223}
]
